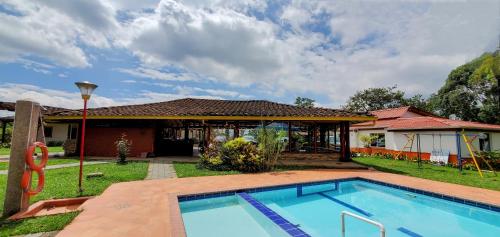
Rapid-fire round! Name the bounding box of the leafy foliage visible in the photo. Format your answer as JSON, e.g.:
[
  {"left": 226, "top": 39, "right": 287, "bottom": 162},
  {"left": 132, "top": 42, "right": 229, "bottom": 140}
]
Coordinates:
[
  {"left": 344, "top": 86, "right": 431, "bottom": 112},
  {"left": 430, "top": 51, "right": 499, "bottom": 124},
  {"left": 294, "top": 97, "right": 315, "bottom": 108},
  {"left": 358, "top": 134, "right": 378, "bottom": 148},
  {"left": 200, "top": 128, "right": 286, "bottom": 172},
  {"left": 257, "top": 128, "right": 286, "bottom": 170},
  {"left": 200, "top": 138, "right": 263, "bottom": 172},
  {"left": 115, "top": 133, "right": 132, "bottom": 164}
]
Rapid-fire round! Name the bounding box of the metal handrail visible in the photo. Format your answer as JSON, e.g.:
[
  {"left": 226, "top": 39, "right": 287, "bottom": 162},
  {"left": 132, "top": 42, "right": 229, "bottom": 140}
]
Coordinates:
[{"left": 341, "top": 211, "right": 385, "bottom": 237}]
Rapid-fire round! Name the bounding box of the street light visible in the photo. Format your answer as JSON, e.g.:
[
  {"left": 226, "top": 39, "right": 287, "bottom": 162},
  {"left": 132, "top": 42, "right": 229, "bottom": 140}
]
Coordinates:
[{"left": 75, "top": 81, "right": 97, "bottom": 194}]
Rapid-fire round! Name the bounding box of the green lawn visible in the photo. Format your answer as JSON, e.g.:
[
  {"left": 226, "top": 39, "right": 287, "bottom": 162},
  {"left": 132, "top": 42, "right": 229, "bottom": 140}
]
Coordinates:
[
  {"left": 0, "top": 146, "right": 64, "bottom": 156},
  {"left": 353, "top": 156, "right": 499, "bottom": 191},
  {"left": 0, "top": 161, "right": 149, "bottom": 236},
  {"left": 173, "top": 162, "right": 315, "bottom": 178},
  {"left": 0, "top": 158, "right": 80, "bottom": 170},
  {"left": 173, "top": 162, "right": 241, "bottom": 178},
  {"left": 0, "top": 212, "right": 79, "bottom": 237}
]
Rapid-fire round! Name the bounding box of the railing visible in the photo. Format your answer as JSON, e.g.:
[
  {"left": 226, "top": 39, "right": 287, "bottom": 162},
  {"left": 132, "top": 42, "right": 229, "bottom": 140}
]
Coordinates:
[{"left": 341, "top": 211, "right": 385, "bottom": 237}]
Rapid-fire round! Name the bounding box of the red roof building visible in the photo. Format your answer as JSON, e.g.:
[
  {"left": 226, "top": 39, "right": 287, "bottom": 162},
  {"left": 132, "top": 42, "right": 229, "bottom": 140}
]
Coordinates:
[{"left": 350, "top": 106, "right": 500, "bottom": 165}]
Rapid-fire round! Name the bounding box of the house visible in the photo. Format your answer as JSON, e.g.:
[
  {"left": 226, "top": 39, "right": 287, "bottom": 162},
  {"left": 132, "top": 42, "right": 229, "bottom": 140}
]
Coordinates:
[
  {"left": 350, "top": 106, "right": 500, "bottom": 165},
  {"left": 0, "top": 101, "right": 73, "bottom": 145},
  {"left": 44, "top": 98, "right": 374, "bottom": 160}
]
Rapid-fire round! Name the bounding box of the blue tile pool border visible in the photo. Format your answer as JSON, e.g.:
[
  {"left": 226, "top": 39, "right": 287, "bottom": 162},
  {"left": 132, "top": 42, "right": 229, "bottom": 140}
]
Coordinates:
[
  {"left": 177, "top": 177, "right": 500, "bottom": 212},
  {"left": 237, "top": 193, "right": 310, "bottom": 237}
]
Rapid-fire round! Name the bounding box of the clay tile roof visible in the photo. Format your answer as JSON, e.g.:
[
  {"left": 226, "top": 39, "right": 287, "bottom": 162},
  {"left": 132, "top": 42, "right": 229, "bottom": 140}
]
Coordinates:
[
  {"left": 47, "top": 98, "right": 372, "bottom": 119},
  {"left": 0, "top": 101, "right": 68, "bottom": 115},
  {"left": 370, "top": 106, "right": 435, "bottom": 120},
  {"left": 352, "top": 116, "right": 500, "bottom": 131}
]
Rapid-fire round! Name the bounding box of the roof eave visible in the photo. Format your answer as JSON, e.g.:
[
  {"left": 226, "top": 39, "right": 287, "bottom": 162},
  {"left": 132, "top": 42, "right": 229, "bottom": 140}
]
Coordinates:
[{"left": 44, "top": 115, "right": 376, "bottom": 122}]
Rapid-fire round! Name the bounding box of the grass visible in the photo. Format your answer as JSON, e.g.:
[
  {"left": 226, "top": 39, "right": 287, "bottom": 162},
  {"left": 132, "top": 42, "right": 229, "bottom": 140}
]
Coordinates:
[
  {"left": 173, "top": 162, "right": 241, "bottom": 178},
  {"left": 173, "top": 162, "right": 316, "bottom": 178},
  {"left": 0, "top": 146, "right": 64, "bottom": 156},
  {"left": 353, "top": 156, "right": 499, "bottom": 191},
  {"left": 0, "top": 212, "right": 79, "bottom": 236},
  {"left": 0, "top": 161, "right": 149, "bottom": 236},
  {"left": 0, "top": 157, "right": 80, "bottom": 170}
]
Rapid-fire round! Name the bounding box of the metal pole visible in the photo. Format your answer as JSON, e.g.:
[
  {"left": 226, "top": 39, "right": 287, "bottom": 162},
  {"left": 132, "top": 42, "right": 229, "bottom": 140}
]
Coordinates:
[
  {"left": 78, "top": 98, "right": 88, "bottom": 194},
  {"left": 341, "top": 211, "right": 385, "bottom": 237},
  {"left": 456, "top": 131, "right": 462, "bottom": 171}
]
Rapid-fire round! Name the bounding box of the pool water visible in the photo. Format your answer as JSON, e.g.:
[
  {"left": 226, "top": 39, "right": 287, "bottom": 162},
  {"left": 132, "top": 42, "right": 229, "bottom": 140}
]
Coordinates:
[{"left": 179, "top": 180, "right": 500, "bottom": 237}]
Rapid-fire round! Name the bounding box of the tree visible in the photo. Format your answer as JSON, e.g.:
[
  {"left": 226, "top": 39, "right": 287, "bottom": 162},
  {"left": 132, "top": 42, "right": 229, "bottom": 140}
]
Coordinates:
[
  {"left": 343, "top": 86, "right": 429, "bottom": 112},
  {"left": 294, "top": 97, "right": 315, "bottom": 108},
  {"left": 430, "top": 51, "right": 499, "bottom": 124}
]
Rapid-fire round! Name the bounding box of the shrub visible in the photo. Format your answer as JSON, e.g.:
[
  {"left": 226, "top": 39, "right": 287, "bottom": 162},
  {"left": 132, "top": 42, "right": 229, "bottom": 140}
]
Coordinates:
[
  {"left": 257, "top": 128, "right": 285, "bottom": 171},
  {"left": 359, "top": 134, "right": 378, "bottom": 148},
  {"left": 115, "top": 133, "right": 132, "bottom": 164},
  {"left": 199, "top": 141, "right": 228, "bottom": 170},
  {"left": 200, "top": 138, "right": 263, "bottom": 173},
  {"left": 222, "top": 138, "right": 263, "bottom": 172}
]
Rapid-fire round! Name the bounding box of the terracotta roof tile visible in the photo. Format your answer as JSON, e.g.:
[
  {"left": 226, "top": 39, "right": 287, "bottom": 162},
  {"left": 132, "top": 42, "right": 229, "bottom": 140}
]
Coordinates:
[
  {"left": 352, "top": 116, "right": 500, "bottom": 131},
  {"left": 370, "top": 106, "right": 435, "bottom": 120},
  {"left": 48, "top": 98, "right": 371, "bottom": 119}
]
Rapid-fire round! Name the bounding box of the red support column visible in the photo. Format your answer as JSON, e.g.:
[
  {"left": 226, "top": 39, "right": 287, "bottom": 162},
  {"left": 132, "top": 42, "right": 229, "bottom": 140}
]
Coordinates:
[
  {"left": 78, "top": 98, "right": 88, "bottom": 194},
  {"left": 288, "top": 122, "right": 292, "bottom": 152}
]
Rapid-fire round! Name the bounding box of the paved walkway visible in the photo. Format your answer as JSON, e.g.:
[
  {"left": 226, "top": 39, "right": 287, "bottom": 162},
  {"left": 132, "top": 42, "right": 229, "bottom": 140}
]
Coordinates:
[
  {"left": 57, "top": 169, "right": 500, "bottom": 237},
  {"left": 0, "top": 152, "right": 65, "bottom": 160},
  {"left": 145, "top": 159, "right": 177, "bottom": 180},
  {"left": 0, "top": 161, "right": 108, "bottom": 175},
  {"left": 15, "top": 231, "right": 59, "bottom": 237}
]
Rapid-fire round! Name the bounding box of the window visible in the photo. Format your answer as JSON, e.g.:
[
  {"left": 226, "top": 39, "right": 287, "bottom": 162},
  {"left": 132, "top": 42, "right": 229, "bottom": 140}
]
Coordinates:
[
  {"left": 67, "top": 124, "right": 78, "bottom": 140},
  {"left": 370, "top": 133, "right": 385, "bottom": 147},
  {"left": 44, "top": 126, "right": 53, "bottom": 138},
  {"left": 479, "top": 133, "right": 490, "bottom": 152}
]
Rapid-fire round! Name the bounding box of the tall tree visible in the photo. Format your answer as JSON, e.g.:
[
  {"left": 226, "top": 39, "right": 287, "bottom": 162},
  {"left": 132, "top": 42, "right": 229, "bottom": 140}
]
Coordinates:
[
  {"left": 295, "top": 97, "right": 315, "bottom": 108},
  {"left": 343, "top": 86, "right": 429, "bottom": 112},
  {"left": 430, "top": 51, "right": 499, "bottom": 124}
]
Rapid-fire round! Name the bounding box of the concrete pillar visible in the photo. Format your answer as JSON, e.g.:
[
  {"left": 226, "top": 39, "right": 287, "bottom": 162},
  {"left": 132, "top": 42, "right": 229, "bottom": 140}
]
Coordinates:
[{"left": 3, "top": 100, "right": 40, "bottom": 217}]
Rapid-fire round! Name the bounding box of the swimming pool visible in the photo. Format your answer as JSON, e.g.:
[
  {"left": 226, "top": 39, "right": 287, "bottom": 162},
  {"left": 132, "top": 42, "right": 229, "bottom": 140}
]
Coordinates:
[{"left": 179, "top": 178, "right": 500, "bottom": 237}]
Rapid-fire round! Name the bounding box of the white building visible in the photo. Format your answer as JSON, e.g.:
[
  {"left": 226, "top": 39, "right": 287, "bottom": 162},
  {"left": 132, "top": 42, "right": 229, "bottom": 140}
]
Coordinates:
[{"left": 350, "top": 106, "right": 500, "bottom": 165}]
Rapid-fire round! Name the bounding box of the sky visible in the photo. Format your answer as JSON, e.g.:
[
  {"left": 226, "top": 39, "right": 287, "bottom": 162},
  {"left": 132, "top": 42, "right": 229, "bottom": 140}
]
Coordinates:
[{"left": 0, "top": 0, "right": 499, "bottom": 114}]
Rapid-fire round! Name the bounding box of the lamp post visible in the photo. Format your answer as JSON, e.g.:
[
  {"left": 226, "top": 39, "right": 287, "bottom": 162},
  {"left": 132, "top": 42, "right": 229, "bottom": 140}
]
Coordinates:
[{"left": 75, "top": 81, "right": 97, "bottom": 194}]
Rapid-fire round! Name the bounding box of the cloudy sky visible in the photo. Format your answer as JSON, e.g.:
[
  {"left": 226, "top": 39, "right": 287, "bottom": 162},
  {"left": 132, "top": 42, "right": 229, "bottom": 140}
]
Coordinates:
[{"left": 0, "top": 0, "right": 499, "bottom": 112}]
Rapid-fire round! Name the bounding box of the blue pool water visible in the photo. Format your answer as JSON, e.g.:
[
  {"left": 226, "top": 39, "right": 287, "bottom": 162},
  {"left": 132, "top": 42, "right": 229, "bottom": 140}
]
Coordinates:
[{"left": 179, "top": 179, "right": 500, "bottom": 237}]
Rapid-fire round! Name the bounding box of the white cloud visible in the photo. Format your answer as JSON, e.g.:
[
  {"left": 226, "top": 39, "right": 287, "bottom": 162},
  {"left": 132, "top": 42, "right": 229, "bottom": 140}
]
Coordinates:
[
  {"left": 114, "top": 66, "right": 200, "bottom": 82},
  {"left": 1, "top": 0, "right": 499, "bottom": 107},
  {"left": 0, "top": 0, "right": 118, "bottom": 67},
  {"left": 0, "top": 83, "right": 246, "bottom": 110},
  {"left": 117, "top": 0, "right": 283, "bottom": 86}
]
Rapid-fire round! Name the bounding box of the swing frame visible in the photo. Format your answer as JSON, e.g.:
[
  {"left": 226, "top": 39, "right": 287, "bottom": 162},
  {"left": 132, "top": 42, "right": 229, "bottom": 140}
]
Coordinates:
[{"left": 460, "top": 130, "right": 497, "bottom": 178}]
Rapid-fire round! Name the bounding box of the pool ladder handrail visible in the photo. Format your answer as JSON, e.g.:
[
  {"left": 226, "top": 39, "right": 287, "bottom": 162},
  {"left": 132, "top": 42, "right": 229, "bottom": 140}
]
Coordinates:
[{"left": 341, "top": 211, "right": 385, "bottom": 237}]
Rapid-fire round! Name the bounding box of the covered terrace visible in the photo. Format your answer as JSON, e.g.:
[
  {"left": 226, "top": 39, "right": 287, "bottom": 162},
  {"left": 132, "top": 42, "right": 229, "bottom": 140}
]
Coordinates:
[{"left": 44, "top": 98, "right": 375, "bottom": 162}]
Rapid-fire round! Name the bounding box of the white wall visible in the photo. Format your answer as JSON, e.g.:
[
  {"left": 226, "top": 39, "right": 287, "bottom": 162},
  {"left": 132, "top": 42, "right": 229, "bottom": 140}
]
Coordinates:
[
  {"left": 44, "top": 123, "right": 78, "bottom": 143},
  {"left": 391, "top": 130, "right": 458, "bottom": 154},
  {"left": 491, "top": 132, "right": 500, "bottom": 152}
]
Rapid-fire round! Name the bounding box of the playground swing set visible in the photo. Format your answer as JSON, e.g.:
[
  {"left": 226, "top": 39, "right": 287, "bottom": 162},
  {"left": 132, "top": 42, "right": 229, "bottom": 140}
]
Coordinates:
[{"left": 395, "top": 130, "right": 497, "bottom": 178}]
